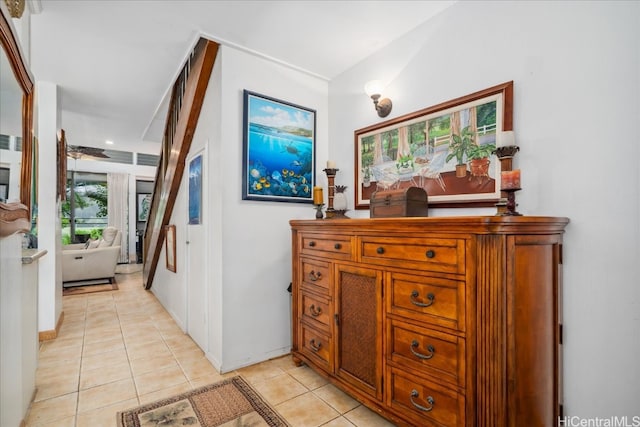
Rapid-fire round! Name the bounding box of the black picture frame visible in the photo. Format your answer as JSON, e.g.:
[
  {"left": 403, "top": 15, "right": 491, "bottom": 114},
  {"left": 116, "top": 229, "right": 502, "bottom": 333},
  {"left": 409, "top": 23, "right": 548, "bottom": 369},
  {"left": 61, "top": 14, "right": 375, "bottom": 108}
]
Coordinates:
[{"left": 242, "top": 90, "right": 316, "bottom": 203}]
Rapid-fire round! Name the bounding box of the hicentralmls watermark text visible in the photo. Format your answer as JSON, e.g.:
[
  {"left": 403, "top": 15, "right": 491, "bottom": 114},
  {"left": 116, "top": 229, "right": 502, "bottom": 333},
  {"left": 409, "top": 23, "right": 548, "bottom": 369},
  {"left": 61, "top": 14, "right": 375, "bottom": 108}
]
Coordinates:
[{"left": 559, "top": 417, "right": 640, "bottom": 427}]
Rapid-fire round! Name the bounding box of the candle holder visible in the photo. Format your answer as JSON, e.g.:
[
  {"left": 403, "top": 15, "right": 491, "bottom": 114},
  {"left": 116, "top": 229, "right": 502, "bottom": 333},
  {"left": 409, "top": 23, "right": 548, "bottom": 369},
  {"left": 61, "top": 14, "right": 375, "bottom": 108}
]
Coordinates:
[
  {"left": 494, "top": 145, "right": 520, "bottom": 216},
  {"left": 494, "top": 145, "right": 520, "bottom": 161},
  {"left": 502, "top": 188, "right": 522, "bottom": 216},
  {"left": 313, "top": 203, "right": 325, "bottom": 219},
  {"left": 332, "top": 185, "right": 349, "bottom": 218},
  {"left": 323, "top": 168, "right": 338, "bottom": 219}
]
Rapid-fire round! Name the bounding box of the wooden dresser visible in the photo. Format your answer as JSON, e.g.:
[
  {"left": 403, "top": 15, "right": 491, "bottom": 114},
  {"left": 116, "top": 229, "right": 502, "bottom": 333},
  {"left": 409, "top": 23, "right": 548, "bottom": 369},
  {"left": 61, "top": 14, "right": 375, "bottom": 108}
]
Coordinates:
[{"left": 290, "top": 216, "right": 568, "bottom": 427}]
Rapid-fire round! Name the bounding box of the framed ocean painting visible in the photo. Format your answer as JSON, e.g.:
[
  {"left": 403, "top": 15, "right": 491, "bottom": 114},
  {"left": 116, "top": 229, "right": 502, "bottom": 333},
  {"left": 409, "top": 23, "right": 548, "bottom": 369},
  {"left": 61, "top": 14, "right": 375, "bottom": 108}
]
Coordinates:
[
  {"left": 188, "top": 153, "right": 202, "bottom": 224},
  {"left": 242, "top": 90, "right": 316, "bottom": 203}
]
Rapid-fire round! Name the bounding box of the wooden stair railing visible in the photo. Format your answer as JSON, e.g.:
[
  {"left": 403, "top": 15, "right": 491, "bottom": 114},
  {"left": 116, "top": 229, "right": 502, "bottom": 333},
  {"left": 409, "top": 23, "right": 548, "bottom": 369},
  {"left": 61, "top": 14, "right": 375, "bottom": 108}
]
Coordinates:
[{"left": 142, "top": 38, "right": 219, "bottom": 289}]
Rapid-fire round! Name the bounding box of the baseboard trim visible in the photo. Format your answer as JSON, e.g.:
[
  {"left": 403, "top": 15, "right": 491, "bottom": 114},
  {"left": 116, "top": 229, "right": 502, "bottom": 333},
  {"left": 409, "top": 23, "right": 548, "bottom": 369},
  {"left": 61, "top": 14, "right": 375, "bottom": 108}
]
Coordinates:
[
  {"left": 39, "top": 311, "right": 64, "bottom": 341},
  {"left": 20, "top": 386, "right": 38, "bottom": 427}
]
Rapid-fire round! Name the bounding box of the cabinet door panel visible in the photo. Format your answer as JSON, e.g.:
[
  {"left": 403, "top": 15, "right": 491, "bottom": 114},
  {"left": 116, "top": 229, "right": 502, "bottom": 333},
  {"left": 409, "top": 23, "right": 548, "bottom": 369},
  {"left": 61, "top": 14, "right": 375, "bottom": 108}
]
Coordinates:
[
  {"left": 507, "top": 235, "right": 561, "bottom": 427},
  {"left": 335, "top": 264, "right": 383, "bottom": 400}
]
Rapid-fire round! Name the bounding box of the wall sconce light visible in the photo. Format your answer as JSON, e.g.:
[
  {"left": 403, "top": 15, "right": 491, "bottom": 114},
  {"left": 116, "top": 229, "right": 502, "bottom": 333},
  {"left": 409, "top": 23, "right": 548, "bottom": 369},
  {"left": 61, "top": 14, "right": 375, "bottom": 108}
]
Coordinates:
[
  {"left": 364, "top": 80, "right": 392, "bottom": 118},
  {"left": 4, "top": 0, "right": 26, "bottom": 18}
]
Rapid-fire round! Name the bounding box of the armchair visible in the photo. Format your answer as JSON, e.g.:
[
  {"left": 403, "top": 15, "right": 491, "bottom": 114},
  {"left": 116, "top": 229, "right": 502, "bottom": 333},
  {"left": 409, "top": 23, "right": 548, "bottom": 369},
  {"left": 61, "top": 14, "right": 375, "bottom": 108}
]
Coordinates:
[{"left": 62, "top": 227, "right": 122, "bottom": 284}]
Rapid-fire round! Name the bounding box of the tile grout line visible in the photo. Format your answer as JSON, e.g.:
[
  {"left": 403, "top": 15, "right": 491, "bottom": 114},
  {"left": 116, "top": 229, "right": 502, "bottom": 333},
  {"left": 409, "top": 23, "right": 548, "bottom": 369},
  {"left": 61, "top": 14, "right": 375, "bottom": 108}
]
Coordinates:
[{"left": 115, "top": 291, "right": 142, "bottom": 408}]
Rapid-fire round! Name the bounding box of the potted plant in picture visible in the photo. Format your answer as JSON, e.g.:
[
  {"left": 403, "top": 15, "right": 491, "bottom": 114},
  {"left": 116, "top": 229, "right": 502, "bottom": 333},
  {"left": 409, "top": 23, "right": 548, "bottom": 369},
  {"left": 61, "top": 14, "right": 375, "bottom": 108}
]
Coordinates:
[
  {"left": 396, "top": 154, "right": 415, "bottom": 182},
  {"left": 361, "top": 166, "right": 372, "bottom": 187},
  {"left": 467, "top": 142, "right": 496, "bottom": 180},
  {"left": 446, "top": 126, "right": 475, "bottom": 178}
]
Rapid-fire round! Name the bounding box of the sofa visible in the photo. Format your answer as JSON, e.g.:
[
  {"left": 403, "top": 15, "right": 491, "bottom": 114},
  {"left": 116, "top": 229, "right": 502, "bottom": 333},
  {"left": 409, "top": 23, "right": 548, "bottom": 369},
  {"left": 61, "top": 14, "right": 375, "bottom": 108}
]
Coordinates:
[{"left": 62, "top": 227, "right": 122, "bottom": 284}]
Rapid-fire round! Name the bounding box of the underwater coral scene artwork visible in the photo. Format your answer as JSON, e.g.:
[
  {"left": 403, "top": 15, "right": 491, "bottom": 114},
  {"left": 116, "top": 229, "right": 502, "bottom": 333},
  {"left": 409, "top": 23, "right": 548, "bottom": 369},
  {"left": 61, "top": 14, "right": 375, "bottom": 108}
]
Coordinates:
[{"left": 243, "top": 91, "right": 316, "bottom": 203}]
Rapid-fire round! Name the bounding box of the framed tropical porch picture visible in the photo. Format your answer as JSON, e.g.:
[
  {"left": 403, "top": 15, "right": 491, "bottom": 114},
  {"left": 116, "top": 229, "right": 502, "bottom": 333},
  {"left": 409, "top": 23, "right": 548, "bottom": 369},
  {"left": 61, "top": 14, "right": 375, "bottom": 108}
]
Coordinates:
[
  {"left": 354, "top": 81, "right": 513, "bottom": 209},
  {"left": 242, "top": 90, "right": 316, "bottom": 203}
]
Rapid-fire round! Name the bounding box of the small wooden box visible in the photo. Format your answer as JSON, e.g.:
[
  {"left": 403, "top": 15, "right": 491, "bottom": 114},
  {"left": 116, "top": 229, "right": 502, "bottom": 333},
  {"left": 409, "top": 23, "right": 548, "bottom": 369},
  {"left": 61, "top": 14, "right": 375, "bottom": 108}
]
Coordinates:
[{"left": 369, "top": 187, "right": 428, "bottom": 218}]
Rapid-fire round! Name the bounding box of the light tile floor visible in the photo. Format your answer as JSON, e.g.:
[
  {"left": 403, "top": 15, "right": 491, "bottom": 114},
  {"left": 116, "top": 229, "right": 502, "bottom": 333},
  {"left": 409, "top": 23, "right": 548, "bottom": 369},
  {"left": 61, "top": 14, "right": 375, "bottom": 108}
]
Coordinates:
[{"left": 26, "top": 269, "right": 396, "bottom": 427}]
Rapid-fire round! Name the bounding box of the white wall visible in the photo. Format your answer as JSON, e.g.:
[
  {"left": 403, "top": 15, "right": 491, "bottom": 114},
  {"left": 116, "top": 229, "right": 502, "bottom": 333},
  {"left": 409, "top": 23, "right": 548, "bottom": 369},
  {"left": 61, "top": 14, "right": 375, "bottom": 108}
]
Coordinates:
[
  {"left": 1, "top": 234, "right": 24, "bottom": 427},
  {"left": 329, "top": 0, "right": 639, "bottom": 418},
  {"left": 35, "top": 81, "right": 63, "bottom": 334},
  {"left": 152, "top": 44, "right": 329, "bottom": 372},
  {"left": 217, "top": 45, "right": 330, "bottom": 371},
  {"left": 151, "top": 171, "right": 188, "bottom": 331}
]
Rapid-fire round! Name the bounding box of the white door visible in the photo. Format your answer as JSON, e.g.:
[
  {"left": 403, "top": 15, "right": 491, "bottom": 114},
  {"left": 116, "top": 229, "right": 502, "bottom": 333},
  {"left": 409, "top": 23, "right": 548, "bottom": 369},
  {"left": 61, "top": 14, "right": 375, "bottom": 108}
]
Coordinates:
[{"left": 186, "top": 151, "right": 207, "bottom": 351}]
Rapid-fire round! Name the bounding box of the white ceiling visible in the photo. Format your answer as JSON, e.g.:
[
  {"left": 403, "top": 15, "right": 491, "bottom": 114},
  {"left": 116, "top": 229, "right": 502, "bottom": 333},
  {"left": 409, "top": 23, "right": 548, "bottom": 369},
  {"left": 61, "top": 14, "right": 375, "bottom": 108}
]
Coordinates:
[{"left": 28, "top": 1, "right": 455, "bottom": 153}]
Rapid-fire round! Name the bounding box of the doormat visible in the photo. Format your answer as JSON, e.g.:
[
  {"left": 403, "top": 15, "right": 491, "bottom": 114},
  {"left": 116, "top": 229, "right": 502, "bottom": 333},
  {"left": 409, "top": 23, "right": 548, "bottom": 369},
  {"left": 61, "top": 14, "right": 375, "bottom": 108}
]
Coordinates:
[
  {"left": 117, "top": 376, "right": 290, "bottom": 427},
  {"left": 62, "top": 282, "right": 118, "bottom": 296}
]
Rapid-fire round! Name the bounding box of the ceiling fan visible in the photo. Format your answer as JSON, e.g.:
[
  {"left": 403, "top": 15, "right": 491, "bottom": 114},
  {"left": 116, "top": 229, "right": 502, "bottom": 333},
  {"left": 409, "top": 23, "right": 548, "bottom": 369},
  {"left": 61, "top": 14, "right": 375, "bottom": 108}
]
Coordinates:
[{"left": 66, "top": 145, "right": 110, "bottom": 160}]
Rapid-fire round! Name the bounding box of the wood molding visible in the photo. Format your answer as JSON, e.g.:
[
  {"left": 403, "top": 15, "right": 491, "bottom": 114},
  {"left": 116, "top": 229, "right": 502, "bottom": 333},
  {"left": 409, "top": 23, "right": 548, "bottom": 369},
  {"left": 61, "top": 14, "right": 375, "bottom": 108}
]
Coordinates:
[
  {"left": 142, "top": 38, "right": 219, "bottom": 289},
  {"left": 38, "top": 311, "right": 64, "bottom": 342},
  {"left": 0, "top": 7, "right": 35, "bottom": 217},
  {"left": 475, "top": 234, "right": 507, "bottom": 426}
]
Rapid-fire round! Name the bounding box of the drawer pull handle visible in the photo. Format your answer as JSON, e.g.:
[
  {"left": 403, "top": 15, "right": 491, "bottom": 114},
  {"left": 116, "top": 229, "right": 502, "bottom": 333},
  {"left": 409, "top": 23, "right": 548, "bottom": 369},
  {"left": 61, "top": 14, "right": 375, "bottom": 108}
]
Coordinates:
[
  {"left": 309, "top": 304, "right": 322, "bottom": 317},
  {"left": 410, "top": 390, "right": 434, "bottom": 412},
  {"left": 308, "top": 270, "right": 322, "bottom": 281},
  {"left": 310, "top": 339, "right": 322, "bottom": 352},
  {"left": 376, "top": 247, "right": 385, "bottom": 254},
  {"left": 425, "top": 249, "right": 436, "bottom": 258},
  {"left": 410, "top": 291, "right": 435, "bottom": 308},
  {"left": 309, "top": 241, "right": 316, "bottom": 247},
  {"left": 410, "top": 340, "right": 435, "bottom": 360},
  {"left": 334, "top": 243, "right": 342, "bottom": 250}
]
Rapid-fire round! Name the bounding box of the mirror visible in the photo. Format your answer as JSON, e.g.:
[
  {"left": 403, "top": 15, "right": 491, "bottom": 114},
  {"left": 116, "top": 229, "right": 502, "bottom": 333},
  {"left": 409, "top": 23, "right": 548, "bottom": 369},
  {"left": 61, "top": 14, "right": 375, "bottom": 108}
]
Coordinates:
[{"left": 0, "top": 9, "right": 34, "bottom": 215}]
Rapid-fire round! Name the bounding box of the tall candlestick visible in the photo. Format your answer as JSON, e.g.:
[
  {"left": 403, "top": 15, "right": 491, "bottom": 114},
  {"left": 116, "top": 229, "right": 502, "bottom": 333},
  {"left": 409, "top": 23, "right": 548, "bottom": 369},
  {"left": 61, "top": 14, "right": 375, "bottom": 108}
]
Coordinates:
[
  {"left": 494, "top": 138, "right": 521, "bottom": 216},
  {"left": 323, "top": 168, "right": 338, "bottom": 218}
]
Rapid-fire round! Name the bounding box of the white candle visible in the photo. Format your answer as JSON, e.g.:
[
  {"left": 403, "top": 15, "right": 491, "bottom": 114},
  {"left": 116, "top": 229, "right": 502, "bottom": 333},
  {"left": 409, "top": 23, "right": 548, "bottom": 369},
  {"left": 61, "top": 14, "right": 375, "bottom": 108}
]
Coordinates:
[
  {"left": 326, "top": 160, "right": 336, "bottom": 169},
  {"left": 498, "top": 131, "right": 515, "bottom": 148}
]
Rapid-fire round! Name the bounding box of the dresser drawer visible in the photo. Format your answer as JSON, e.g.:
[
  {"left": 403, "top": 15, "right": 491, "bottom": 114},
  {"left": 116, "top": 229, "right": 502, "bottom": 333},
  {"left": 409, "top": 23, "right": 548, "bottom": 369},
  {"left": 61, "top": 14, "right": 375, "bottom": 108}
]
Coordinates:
[
  {"left": 300, "top": 233, "right": 353, "bottom": 260},
  {"left": 388, "top": 319, "right": 465, "bottom": 388},
  {"left": 301, "top": 258, "right": 331, "bottom": 295},
  {"left": 361, "top": 236, "right": 465, "bottom": 274},
  {"left": 387, "top": 367, "right": 465, "bottom": 427},
  {"left": 301, "top": 291, "right": 332, "bottom": 333},
  {"left": 388, "top": 273, "right": 465, "bottom": 332},
  {"left": 299, "top": 324, "right": 333, "bottom": 373}
]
